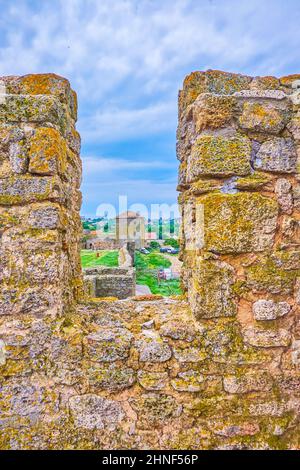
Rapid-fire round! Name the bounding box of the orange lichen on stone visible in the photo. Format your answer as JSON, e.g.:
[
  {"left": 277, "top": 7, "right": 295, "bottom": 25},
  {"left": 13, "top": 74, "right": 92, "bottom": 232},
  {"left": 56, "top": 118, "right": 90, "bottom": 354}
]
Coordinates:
[
  {"left": 132, "top": 294, "right": 163, "bottom": 301},
  {"left": 239, "top": 101, "right": 287, "bottom": 134},
  {"left": 28, "top": 127, "right": 67, "bottom": 176},
  {"left": 280, "top": 74, "right": 300, "bottom": 86},
  {"left": 20, "top": 73, "right": 70, "bottom": 98},
  {"left": 179, "top": 69, "right": 252, "bottom": 115},
  {"left": 194, "top": 94, "right": 236, "bottom": 132},
  {"left": 251, "top": 76, "right": 280, "bottom": 90}
]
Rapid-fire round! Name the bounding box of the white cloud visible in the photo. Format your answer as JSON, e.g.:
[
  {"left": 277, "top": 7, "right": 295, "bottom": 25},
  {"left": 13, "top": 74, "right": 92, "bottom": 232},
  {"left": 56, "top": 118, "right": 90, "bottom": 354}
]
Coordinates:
[
  {"left": 1, "top": 0, "right": 300, "bottom": 144},
  {"left": 79, "top": 101, "right": 176, "bottom": 142},
  {"left": 82, "top": 156, "right": 176, "bottom": 175},
  {"left": 81, "top": 177, "right": 178, "bottom": 216}
]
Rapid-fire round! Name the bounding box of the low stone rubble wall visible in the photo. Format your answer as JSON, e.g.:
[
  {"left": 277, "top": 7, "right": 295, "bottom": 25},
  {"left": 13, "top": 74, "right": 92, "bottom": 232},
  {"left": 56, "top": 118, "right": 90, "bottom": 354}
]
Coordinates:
[{"left": 83, "top": 266, "right": 136, "bottom": 300}]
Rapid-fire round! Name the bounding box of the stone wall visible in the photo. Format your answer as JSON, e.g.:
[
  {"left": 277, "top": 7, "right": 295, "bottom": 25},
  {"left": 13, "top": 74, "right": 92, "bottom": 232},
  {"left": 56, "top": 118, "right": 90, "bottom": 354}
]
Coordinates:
[
  {"left": 83, "top": 266, "right": 136, "bottom": 299},
  {"left": 0, "top": 73, "right": 82, "bottom": 316},
  {"left": 0, "top": 72, "right": 300, "bottom": 450},
  {"left": 119, "top": 241, "right": 135, "bottom": 267}
]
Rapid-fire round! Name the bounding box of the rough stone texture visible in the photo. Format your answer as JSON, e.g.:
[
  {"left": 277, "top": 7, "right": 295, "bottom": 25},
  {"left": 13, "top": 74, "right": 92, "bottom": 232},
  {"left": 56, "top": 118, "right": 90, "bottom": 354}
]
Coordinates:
[
  {"left": 0, "top": 72, "right": 300, "bottom": 450},
  {"left": 0, "top": 74, "right": 82, "bottom": 317},
  {"left": 86, "top": 328, "right": 133, "bottom": 362},
  {"left": 243, "top": 326, "right": 292, "bottom": 348},
  {"left": 189, "top": 259, "right": 237, "bottom": 319},
  {"left": 223, "top": 372, "right": 273, "bottom": 394},
  {"left": 177, "top": 70, "right": 300, "bottom": 449},
  {"left": 187, "top": 134, "right": 251, "bottom": 180},
  {"left": 83, "top": 266, "right": 135, "bottom": 300},
  {"left": 199, "top": 192, "right": 278, "bottom": 254},
  {"left": 255, "top": 138, "right": 297, "bottom": 173},
  {"left": 238, "top": 101, "right": 290, "bottom": 134},
  {"left": 252, "top": 299, "right": 291, "bottom": 321},
  {"left": 275, "top": 178, "right": 294, "bottom": 214},
  {"left": 69, "top": 395, "right": 124, "bottom": 430},
  {"left": 137, "top": 331, "right": 172, "bottom": 362}
]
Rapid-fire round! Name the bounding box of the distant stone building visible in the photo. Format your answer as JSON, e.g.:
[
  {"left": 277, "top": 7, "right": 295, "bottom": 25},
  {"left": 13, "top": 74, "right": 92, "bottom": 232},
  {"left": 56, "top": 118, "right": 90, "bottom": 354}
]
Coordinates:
[
  {"left": 83, "top": 238, "right": 119, "bottom": 250},
  {"left": 116, "top": 211, "right": 145, "bottom": 249}
]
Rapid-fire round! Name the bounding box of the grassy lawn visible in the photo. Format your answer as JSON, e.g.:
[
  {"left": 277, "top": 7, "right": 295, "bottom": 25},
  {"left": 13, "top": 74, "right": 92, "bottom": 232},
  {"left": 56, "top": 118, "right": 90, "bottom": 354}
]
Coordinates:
[
  {"left": 81, "top": 250, "right": 119, "bottom": 268},
  {"left": 80, "top": 248, "right": 182, "bottom": 296},
  {"left": 135, "top": 250, "right": 182, "bottom": 296},
  {"left": 135, "top": 252, "right": 171, "bottom": 270},
  {"left": 136, "top": 272, "right": 182, "bottom": 296}
]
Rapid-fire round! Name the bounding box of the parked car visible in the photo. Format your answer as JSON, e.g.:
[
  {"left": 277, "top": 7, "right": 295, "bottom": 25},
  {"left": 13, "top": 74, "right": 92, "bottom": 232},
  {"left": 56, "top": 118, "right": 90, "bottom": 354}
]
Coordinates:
[
  {"left": 168, "top": 248, "right": 179, "bottom": 254},
  {"left": 159, "top": 247, "right": 169, "bottom": 253},
  {"left": 140, "top": 247, "right": 150, "bottom": 254}
]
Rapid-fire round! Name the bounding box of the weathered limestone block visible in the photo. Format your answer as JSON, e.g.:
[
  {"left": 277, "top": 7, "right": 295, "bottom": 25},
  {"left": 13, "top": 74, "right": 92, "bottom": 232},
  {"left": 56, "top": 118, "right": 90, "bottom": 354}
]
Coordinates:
[
  {"left": 276, "top": 373, "right": 300, "bottom": 394},
  {"left": 0, "top": 125, "right": 31, "bottom": 176},
  {"left": 212, "top": 421, "right": 260, "bottom": 438},
  {"left": 238, "top": 101, "right": 290, "bottom": 134},
  {"left": 189, "top": 259, "right": 237, "bottom": 319},
  {"left": 245, "top": 254, "right": 299, "bottom": 294},
  {"left": 252, "top": 299, "right": 291, "bottom": 321},
  {"left": 281, "top": 216, "right": 300, "bottom": 248},
  {"left": 171, "top": 371, "right": 206, "bottom": 392},
  {"left": 234, "top": 171, "right": 273, "bottom": 191},
  {"left": 0, "top": 285, "right": 56, "bottom": 316},
  {"left": 0, "top": 379, "right": 59, "bottom": 420},
  {"left": 287, "top": 112, "right": 300, "bottom": 139},
  {"left": 160, "top": 321, "right": 196, "bottom": 342},
  {"left": 200, "top": 192, "right": 278, "bottom": 254},
  {"left": 86, "top": 328, "right": 133, "bottom": 362},
  {"left": 192, "top": 93, "right": 236, "bottom": 132},
  {"left": 0, "top": 175, "right": 63, "bottom": 205},
  {"left": 179, "top": 70, "right": 252, "bottom": 116},
  {"left": 130, "top": 394, "right": 182, "bottom": 428},
  {"left": 293, "top": 184, "right": 300, "bottom": 210},
  {"left": 243, "top": 327, "right": 292, "bottom": 348},
  {"left": 26, "top": 203, "right": 66, "bottom": 229},
  {"left": 187, "top": 134, "right": 251, "bottom": 180},
  {"left": 234, "top": 89, "right": 285, "bottom": 99},
  {"left": 28, "top": 127, "right": 67, "bottom": 175},
  {"left": 223, "top": 372, "right": 273, "bottom": 394},
  {"left": 0, "top": 339, "right": 6, "bottom": 365},
  {"left": 138, "top": 370, "right": 168, "bottom": 391},
  {"left": 137, "top": 331, "right": 172, "bottom": 362},
  {"left": 275, "top": 178, "right": 293, "bottom": 214},
  {"left": 255, "top": 138, "right": 297, "bottom": 173},
  {"left": 3, "top": 73, "right": 77, "bottom": 117},
  {"left": 89, "top": 364, "right": 136, "bottom": 391},
  {"left": 69, "top": 395, "right": 124, "bottom": 430},
  {"left": 248, "top": 401, "right": 287, "bottom": 417},
  {"left": 291, "top": 340, "right": 300, "bottom": 366},
  {"left": 0, "top": 95, "right": 67, "bottom": 132},
  {"left": 173, "top": 345, "right": 207, "bottom": 362}
]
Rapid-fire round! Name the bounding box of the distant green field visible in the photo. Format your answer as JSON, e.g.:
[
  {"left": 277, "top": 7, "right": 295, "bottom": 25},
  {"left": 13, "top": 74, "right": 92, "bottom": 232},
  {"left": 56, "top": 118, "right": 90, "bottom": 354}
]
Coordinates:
[
  {"left": 135, "top": 252, "right": 171, "bottom": 270},
  {"left": 136, "top": 272, "right": 181, "bottom": 296},
  {"left": 135, "top": 251, "right": 181, "bottom": 295},
  {"left": 81, "top": 250, "right": 119, "bottom": 268},
  {"left": 80, "top": 248, "right": 182, "bottom": 296}
]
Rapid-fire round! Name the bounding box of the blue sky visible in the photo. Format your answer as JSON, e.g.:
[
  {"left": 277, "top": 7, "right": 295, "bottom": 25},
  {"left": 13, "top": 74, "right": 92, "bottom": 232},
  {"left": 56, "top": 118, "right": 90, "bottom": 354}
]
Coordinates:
[{"left": 1, "top": 0, "right": 300, "bottom": 216}]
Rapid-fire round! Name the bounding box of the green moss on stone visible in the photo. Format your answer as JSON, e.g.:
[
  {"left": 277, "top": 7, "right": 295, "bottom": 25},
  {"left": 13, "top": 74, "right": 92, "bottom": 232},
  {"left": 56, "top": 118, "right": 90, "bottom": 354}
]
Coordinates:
[
  {"left": 199, "top": 192, "right": 278, "bottom": 254},
  {"left": 188, "top": 134, "right": 251, "bottom": 180}
]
